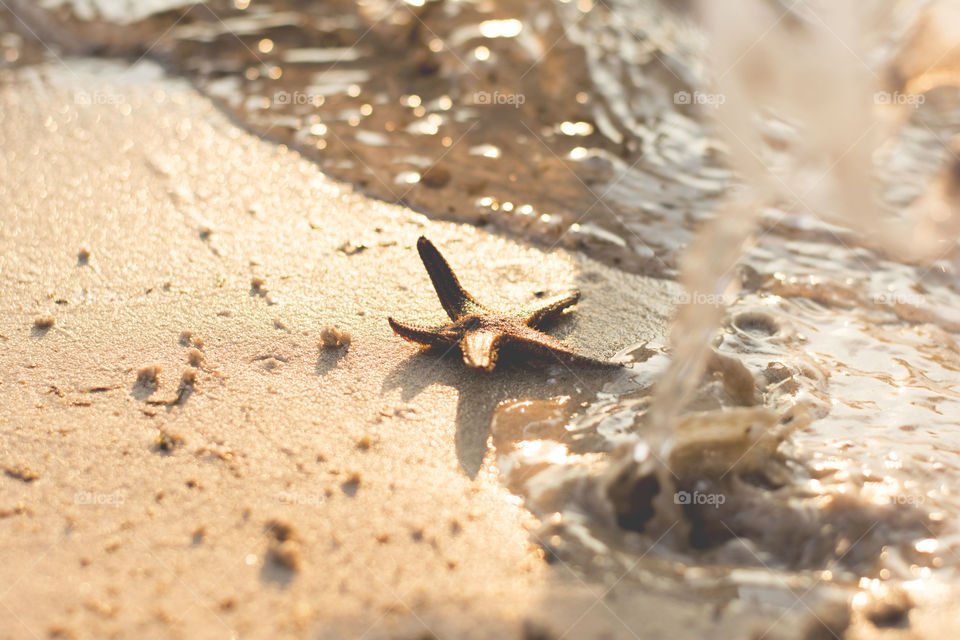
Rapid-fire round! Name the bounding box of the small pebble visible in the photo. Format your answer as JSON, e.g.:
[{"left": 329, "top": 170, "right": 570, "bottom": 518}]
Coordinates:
[
  {"left": 186, "top": 348, "right": 204, "bottom": 366},
  {"left": 136, "top": 364, "right": 161, "bottom": 385},
  {"left": 270, "top": 540, "right": 301, "bottom": 570},
  {"left": 266, "top": 518, "right": 299, "bottom": 542},
  {"left": 154, "top": 429, "right": 184, "bottom": 452},
  {"left": 420, "top": 165, "right": 451, "bottom": 188},
  {"left": 319, "top": 325, "right": 351, "bottom": 348}
]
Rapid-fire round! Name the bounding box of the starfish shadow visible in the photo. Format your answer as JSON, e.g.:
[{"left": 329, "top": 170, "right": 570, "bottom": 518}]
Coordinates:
[{"left": 382, "top": 347, "right": 618, "bottom": 478}]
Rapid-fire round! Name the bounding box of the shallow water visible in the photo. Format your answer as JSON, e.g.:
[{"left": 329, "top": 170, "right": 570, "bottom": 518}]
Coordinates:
[{"left": 5, "top": 0, "right": 960, "bottom": 627}]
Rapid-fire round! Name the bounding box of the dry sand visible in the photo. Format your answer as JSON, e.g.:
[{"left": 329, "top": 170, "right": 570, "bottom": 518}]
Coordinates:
[{"left": 2, "top": 58, "right": 941, "bottom": 640}]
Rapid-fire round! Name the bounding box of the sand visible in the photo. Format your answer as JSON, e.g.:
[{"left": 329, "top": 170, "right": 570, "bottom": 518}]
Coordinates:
[
  {"left": 0, "top": 58, "right": 680, "bottom": 639},
  {"left": 7, "top": 57, "right": 957, "bottom": 640}
]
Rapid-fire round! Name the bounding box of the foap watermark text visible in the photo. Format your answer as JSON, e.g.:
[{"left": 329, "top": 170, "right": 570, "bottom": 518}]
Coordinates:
[
  {"left": 874, "top": 91, "right": 924, "bottom": 108},
  {"left": 472, "top": 90, "right": 525, "bottom": 108},
  {"left": 275, "top": 491, "right": 326, "bottom": 506},
  {"left": 75, "top": 491, "right": 125, "bottom": 506},
  {"left": 674, "top": 90, "right": 725, "bottom": 108},
  {"left": 674, "top": 490, "right": 726, "bottom": 508},
  {"left": 74, "top": 91, "right": 125, "bottom": 106}
]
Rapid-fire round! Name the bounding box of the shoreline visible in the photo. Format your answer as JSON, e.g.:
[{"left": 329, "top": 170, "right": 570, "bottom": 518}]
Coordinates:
[{"left": 5, "top": 54, "right": 957, "bottom": 640}]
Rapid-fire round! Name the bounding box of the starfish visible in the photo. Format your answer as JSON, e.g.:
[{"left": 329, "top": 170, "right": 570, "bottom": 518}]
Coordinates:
[{"left": 388, "top": 236, "right": 622, "bottom": 372}]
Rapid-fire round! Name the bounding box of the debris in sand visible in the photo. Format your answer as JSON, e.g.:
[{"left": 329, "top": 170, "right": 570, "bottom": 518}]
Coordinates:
[
  {"left": 337, "top": 240, "right": 368, "bottom": 256},
  {"left": 0, "top": 502, "right": 29, "bottom": 518},
  {"left": 340, "top": 473, "right": 361, "bottom": 497},
  {"left": 186, "top": 348, "right": 204, "bottom": 367},
  {"left": 266, "top": 518, "right": 299, "bottom": 543},
  {"left": 154, "top": 429, "right": 185, "bottom": 453},
  {"left": 265, "top": 518, "right": 302, "bottom": 571},
  {"left": 136, "top": 364, "right": 161, "bottom": 387},
  {"left": 82, "top": 384, "right": 121, "bottom": 393},
  {"left": 174, "top": 369, "right": 197, "bottom": 403},
  {"left": 195, "top": 443, "right": 234, "bottom": 462},
  {"left": 179, "top": 331, "right": 205, "bottom": 350},
  {"left": 77, "top": 247, "right": 91, "bottom": 265},
  {"left": 3, "top": 465, "right": 39, "bottom": 483},
  {"left": 319, "top": 325, "right": 351, "bottom": 348},
  {"left": 355, "top": 435, "right": 372, "bottom": 451},
  {"left": 47, "top": 624, "right": 77, "bottom": 639},
  {"left": 250, "top": 276, "right": 279, "bottom": 304},
  {"left": 269, "top": 541, "right": 301, "bottom": 571},
  {"left": 34, "top": 315, "right": 55, "bottom": 330},
  {"left": 146, "top": 369, "right": 197, "bottom": 406}
]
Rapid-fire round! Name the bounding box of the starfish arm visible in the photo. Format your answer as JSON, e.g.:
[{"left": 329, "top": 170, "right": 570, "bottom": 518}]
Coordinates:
[
  {"left": 501, "top": 325, "right": 622, "bottom": 369},
  {"left": 388, "top": 317, "right": 455, "bottom": 348},
  {"left": 460, "top": 329, "right": 503, "bottom": 372},
  {"left": 417, "top": 236, "right": 487, "bottom": 320},
  {"left": 522, "top": 291, "right": 581, "bottom": 328}
]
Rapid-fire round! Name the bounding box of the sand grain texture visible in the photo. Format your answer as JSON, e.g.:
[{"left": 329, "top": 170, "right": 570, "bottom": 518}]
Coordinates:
[
  {"left": 0, "top": 59, "right": 702, "bottom": 639},
  {"left": 3, "top": 58, "right": 927, "bottom": 640},
  {"left": 9, "top": 53, "right": 956, "bottom": 640}
]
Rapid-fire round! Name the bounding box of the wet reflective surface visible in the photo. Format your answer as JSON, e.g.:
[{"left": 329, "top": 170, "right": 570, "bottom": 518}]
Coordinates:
[{"left": 5, "top": 0, "right": 960, "bottom": 625}]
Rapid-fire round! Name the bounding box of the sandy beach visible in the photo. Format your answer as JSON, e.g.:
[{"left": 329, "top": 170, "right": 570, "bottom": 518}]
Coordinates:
[
  {"left": 4, "top": 31, "right": 960, "bottom": 638},
  {"left": 0, "top": 58, "right": 695, "bottom": 639},
  {"left": 6, "top": 0, "right": 960, "bottom": 637}
]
